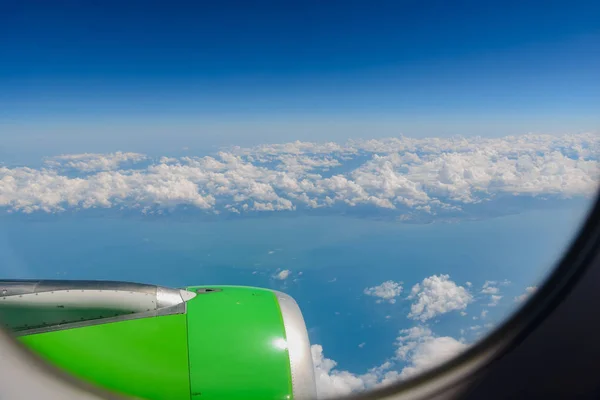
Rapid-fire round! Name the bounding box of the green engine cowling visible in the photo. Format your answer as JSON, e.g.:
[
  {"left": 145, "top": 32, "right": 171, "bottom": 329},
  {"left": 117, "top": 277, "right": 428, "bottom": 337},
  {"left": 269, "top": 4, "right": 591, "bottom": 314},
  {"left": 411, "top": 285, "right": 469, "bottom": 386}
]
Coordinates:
[{"left": 0, "top": 280, "right": 317, "bottom": 400}]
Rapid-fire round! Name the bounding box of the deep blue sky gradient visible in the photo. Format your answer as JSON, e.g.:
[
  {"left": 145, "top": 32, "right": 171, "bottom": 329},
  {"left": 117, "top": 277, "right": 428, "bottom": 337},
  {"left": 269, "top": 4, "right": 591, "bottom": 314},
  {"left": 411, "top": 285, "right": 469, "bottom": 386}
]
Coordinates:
[{"left": 1, "top": 0, "right": 598, "bottom": 155}]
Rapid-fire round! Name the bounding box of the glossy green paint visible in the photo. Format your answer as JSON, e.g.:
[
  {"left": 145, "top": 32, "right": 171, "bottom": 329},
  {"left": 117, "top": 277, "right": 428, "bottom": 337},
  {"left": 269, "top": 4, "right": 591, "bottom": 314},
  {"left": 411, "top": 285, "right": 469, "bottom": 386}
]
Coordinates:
[
  {"left": 19, "top": 314, "right": 191, "bottom": 400},
  {"left": 185, "top": 286, "right": 293, "bottom": 400}
]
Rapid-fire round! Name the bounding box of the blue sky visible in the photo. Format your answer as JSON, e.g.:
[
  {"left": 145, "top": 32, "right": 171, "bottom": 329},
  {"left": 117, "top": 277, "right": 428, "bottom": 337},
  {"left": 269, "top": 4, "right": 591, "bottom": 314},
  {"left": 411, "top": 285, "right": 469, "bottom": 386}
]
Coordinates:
[{"left": 1, "top": 0, "right": 599, "bottom": 159}]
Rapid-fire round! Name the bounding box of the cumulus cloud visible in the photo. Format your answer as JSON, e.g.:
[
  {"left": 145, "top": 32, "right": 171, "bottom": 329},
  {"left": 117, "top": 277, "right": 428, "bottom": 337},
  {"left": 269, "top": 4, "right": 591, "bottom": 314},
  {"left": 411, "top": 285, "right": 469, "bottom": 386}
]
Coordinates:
[
  {"left": 514, "top": 286, "right": 538, "bottom": 303},
  {"left": 407, "top": 275, "right": 473, "bottom": 322},
  {"left": 364, "top": 280, "right": 403, "bottom": 304},
  {"left": 1, "top": 133, "right": 597, "bottom": 215},
  {"left": 273, "top": 270, "right": 291, "bottom": 280},
  {"left": 395, "top": 326, "right": 469, "bottom": 379},
  {"left": 311, "top": 345, "right": 397, "bottom": 399},
  {"left": 312, "top": 326, "right": 468, "bottom": 398}
]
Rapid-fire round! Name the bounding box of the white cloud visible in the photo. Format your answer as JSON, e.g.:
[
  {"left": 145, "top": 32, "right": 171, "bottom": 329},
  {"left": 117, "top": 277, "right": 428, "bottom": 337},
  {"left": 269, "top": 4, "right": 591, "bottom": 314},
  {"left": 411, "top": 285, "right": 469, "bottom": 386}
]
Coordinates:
[
  {"left": 364, "top": 280, "right": 403, "bottom": 304},
  {"left": 45, "top": 152, "right": 146, "bottom": 172},
  {"left": 358, "top": 342, "right": 366, "bottom": 348},
  {"left": 481, "top": 281, "right": 500, "bottom": 295},
  {"left": 273, "top": 270, "right": 291, "bottom": 280},
  {"left": 395, "top": 326, "right": 468, "bottom": 379},
  {"left": 480, "top": 310, "right": 488, "bottom": 319},
  {"left": 312, "top": 326, "right": 468, "bottom": 398},
  {"left": 1, "top": 133, "right": 597, "bottom": 215},
  {"left": 514, "top": 286, "right": 538, "bottom": 303},
  {"left": 407, "top": 275, "right": 473, "bottom": 322},
  {"left": 481, "top": 280, "right": 510, "bottom": 306},
  {"left": 312, "top": 344, "right": 369, "bottom": 398},
  {"left": 311, "top": 345, "right": 396, "bottom": 399},
  {"left": 488, "top": 295, "right": 503, "bottom": 307}
]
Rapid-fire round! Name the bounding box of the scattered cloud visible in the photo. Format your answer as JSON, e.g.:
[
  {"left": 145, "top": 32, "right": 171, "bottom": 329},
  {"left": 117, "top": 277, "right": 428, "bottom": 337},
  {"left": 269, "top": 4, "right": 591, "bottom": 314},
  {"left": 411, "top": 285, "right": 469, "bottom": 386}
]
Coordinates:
[
  {"left": 481, "top": 280, "right": 511, "bottom": 305},
  {"left": 1, "top": 133, "right": 597, "bottom": 216},
  {"left": 514, "top": 286, "right": 538, "bottom": 303},
  {"left": 364, "top": 280, "right": 403, "bottom": 304},
  {"left": 481, "top": 281, "right": 500, "bottom": 295},
  {"left": 358, "top": 342, "right": 366, "bottom": 348},
  {"left": 273, "top": 269, "right": 291, "bottom": 280},
  {"left": 488, "top": 295, "right": 503, "bottom": 307},
  {"left": 480, "top": 310, "right": 488, "bottom": 319},
  {"left": 407, "top": 275, "right": 473, "bottom": 322}
]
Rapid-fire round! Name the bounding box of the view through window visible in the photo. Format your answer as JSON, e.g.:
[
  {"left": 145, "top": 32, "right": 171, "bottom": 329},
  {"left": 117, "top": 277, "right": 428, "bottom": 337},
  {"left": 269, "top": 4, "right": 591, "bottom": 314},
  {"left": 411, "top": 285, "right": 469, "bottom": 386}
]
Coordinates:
[{"left": 1, "top": 2, "right": 598, "bottom": 399}]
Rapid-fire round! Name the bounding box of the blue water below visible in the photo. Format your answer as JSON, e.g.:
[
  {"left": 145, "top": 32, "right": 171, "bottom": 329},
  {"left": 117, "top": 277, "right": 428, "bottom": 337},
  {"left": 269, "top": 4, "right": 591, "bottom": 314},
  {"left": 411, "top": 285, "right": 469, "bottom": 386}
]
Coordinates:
[{"left": 0, "top": 204, "right": 590, "bottom": 372}]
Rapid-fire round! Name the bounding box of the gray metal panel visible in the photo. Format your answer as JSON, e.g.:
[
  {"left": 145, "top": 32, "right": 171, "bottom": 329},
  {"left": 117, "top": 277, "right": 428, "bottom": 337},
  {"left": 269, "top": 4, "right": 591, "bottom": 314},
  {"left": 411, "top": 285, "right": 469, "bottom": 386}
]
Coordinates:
[
  {"left": 274, "top": 290, "right": 317, "bottom": 400},
  {"left": 14, "top": 303, "right": 186, "bottom": 336},
  {"left": 0, "top": 281, "right": 39, "bottom": 297},
  {"left": 0, "top": 279, "right": 158, "bottom": 296},
  {"left": 156, "top": 286, "right": 184, "bottom": 308},
  {"left": 0, "top": 280, "right": 197, "bottom": 334},
  {"left": 1, "top": 290, "right": 157, "bottom": 331}
]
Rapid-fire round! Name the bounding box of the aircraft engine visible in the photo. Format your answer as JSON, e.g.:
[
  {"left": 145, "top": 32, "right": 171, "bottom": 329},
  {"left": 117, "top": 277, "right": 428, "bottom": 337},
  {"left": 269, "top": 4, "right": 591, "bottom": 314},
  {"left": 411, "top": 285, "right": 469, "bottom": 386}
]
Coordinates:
[{"left": 0, "top": 280, "right": 317, "bottom": 400}]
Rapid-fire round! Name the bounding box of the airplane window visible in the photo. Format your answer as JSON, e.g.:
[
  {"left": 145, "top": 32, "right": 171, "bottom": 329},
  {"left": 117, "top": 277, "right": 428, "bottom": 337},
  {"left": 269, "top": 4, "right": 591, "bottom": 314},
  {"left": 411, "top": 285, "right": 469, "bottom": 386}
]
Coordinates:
[{"left": 0, "top": 2, "right": 598, "bottom": 400}]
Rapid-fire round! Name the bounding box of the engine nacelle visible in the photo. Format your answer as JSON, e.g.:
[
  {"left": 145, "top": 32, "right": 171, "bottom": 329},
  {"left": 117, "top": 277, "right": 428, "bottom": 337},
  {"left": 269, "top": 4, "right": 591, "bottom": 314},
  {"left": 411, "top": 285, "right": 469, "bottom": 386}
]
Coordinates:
[{"left": 0, "top": 280, "right": 317, "bottom": 400}]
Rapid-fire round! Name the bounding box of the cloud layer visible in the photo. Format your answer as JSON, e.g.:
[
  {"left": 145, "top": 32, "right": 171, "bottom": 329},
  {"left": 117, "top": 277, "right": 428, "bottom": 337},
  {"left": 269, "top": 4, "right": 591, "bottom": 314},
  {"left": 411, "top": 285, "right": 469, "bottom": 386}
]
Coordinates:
[
  {"left": 1, "top": 133, "right": 597, "bottom": 216},
  {"left": 44, "top": 152, "right": 147, "bottom": 172}
]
